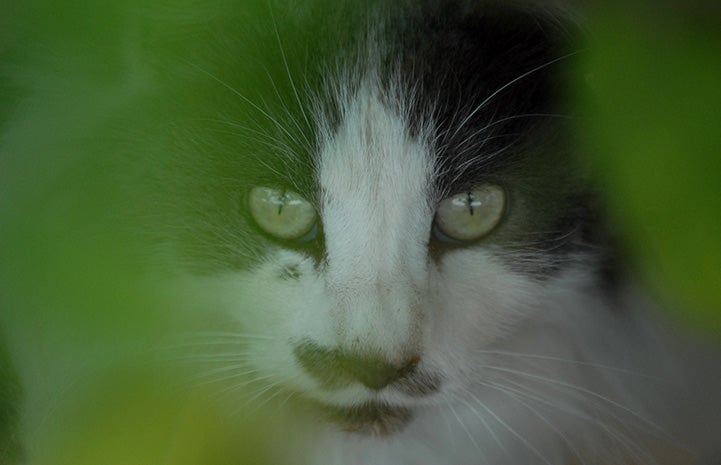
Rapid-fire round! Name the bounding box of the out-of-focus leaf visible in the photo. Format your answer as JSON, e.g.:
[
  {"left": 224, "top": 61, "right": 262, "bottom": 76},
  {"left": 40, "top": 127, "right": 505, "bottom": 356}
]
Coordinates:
[
  {"left": 27, "top": 367, "right": 291, "bottom": 465},
  {"left": 580, "top": 3, "right": 721, "bottom": 332},
  {"left": 0, "top": 340, "right": 21, "bottom": 463}
]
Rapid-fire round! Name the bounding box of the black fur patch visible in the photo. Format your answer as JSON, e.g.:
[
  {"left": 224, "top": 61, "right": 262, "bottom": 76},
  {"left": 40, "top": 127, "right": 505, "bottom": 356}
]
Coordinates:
[{"left": 373, "top": 2, "right": 603, "bottom": 276}]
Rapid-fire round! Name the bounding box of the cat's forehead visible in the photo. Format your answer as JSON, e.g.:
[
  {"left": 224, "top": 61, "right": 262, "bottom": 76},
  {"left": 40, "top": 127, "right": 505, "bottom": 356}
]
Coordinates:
[
  {"left": 313, "top": 2, "right": 569, "bottom": 196},
  {"left": 237, "top": 2, "right": 570, "bottom": 197},
  {"left": 317, "top": 79, "right": 431, "bottom": 199},
  {"left": 316, "top": 77, "right": 434, "bottom": 254}
]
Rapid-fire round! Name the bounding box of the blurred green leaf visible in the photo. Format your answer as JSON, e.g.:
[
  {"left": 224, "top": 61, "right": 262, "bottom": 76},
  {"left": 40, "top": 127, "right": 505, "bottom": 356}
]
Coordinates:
[
  {"left": 28, "top": 368, "right": 287, "bottom": 465},
  {"left": 580, "top": 3, "right": 721, "bottom": 332},
  {"left": 0, "top": 340, "right": 21, "bottom": 462}
]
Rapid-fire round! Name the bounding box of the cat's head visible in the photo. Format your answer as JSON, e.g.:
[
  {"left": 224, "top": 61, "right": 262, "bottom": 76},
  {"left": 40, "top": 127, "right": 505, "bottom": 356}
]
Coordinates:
[{"left": 144, "top": 1, "right": 608, "bottom": 435}]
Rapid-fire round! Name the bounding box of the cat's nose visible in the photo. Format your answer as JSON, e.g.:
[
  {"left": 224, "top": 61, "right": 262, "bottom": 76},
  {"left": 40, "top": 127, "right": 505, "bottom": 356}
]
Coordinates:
[{"left": 294, "top": 341, "right": 419, "bottom": 390}]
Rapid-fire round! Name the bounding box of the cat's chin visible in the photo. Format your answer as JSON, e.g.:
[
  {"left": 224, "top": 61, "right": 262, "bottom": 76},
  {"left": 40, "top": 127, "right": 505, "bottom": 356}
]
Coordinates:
[
  {"left": 294, "top": 396, "right": 414, "bottom": 437},
  {"left": 322, "top": 401, "right": 414, "bottom": 436}
]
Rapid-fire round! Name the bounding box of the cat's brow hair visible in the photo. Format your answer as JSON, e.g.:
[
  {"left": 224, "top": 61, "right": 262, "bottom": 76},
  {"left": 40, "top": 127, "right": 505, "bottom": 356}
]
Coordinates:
[{"left": 334, "top": 2, "right": 595, "bottom": 278}]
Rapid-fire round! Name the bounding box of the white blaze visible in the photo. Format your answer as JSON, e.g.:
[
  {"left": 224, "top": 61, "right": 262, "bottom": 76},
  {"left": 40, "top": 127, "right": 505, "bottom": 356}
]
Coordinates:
[{"left": 318, "top": 79, "right": 434, "bottom": 356}]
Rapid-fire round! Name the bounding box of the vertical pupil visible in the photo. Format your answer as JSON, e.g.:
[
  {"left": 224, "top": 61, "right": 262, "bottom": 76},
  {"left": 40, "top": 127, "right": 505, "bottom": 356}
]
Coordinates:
[
  {"left": 467, "top": 192, "right": 475, "bottom": 216},
  {"left": 275, "top": 190, "right": 287, "bottom": 216}
]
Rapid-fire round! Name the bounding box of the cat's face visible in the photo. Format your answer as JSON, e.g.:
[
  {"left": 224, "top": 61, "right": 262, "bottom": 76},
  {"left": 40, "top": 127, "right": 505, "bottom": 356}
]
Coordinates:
[{"left": 156, "top": 2, "right": 602, "bottom": 436}]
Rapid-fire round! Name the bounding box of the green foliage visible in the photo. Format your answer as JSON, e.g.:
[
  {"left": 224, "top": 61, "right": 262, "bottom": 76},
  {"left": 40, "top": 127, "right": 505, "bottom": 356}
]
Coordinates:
[
  {"left": 579, "top": 2, "right": 721, "bottom": 333},
  {"left": 0, "top": 341, "right": 21, "bottom": 463},
  {"left": 27, "top": 367, "right": 290, "bottom": 465}
]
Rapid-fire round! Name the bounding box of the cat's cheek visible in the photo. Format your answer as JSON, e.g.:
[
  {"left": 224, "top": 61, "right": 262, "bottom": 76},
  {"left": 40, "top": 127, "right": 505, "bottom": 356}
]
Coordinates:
[
  {"left": 432, "top": 250, "right": 538, "bottom": 338},
  {"left": 229, "top": 261, "right": 332, "bottom": 387},
  {"left": 162, "top": 253, "right": 319, "bottom": 387},
  {"left": 425, "top": 250, "right": 542, "bottom": 382}
]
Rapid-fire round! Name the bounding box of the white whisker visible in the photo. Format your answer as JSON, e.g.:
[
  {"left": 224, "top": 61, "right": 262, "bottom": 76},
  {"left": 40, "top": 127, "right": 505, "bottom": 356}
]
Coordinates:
[
  {"left": 450, "top": 51, "right": 579, "bottom": 139},
  {"left": 456, "top": 394, "right": 509, "bottom": 457},
  {"left": 475, "top": 349, "right": 658, "bottom": 380},
  {"left": 598, "top": 421, "right": 660, "bottom": 465},
  {"left": 479, "top": 365, "right": 667, "bottom": 437},
  {"left": 448, "top": 401, "right": 482, "bottom": 452},
  {"left": 182, "top": 60, "right": 301, "bottom": 146},
  {"left": 268, "top": 4, "right": 314, "bottom": 145},
  {"left": 459, "top": 387, "right": 555, "bottom": 465},
  {"left": 483, "top": 381, "right": 588, "bottom": 465},
  {"left": 191, "top": 366, "right": 264, "bottom": 388},
  {"left": 175, "top": 331, "right": 276, "bottom": 341},
  {"left": 455, "top": 113, "right": 570, "bottom": 151}
]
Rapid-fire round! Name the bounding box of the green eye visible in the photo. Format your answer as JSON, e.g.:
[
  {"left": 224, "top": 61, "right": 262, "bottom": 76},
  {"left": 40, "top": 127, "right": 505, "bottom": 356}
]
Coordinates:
[
  {"left": 248, "top": 187, "right": 317, "bottom": 241},
  {"left": 434, "top": 185, "right": 506, "bottom": 242}
]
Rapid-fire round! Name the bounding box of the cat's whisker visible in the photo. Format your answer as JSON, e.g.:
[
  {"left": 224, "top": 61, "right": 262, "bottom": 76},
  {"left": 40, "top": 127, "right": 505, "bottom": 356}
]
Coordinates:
[
  {"left": 177, "top": 330, "right": 276, "bottom": 341},
  {"left": 489, "top": 375, "right": 623, "bottom": 433},
  {"left": 276, "top": 389, "right": 297, "bottom": 411},
  {"left": 455, "top": 393, "right": 509, "bottom": 457},
  {"left": 189, "top": 366, "right": 264, "bottom": 388},
  {"left": 455, "top": 143, "right": 517, "bottom": 173},
  {"left": 214, "top": 372, "right": 278, "bottom": 399},
  {"left": 482, "top": 374, "right": 642, "bottom": 458},
  {"left": 500, "top": 376, "right": 660, "bottom": 465},
  {"left": 447, "top": 401, "right": 483, "bottom": 453},
  {"left": 479, "top": 365, "right": 668, "bottom": 438},
  {"left": 171, "top": 338, "right": 271, "bottom": 346},
  {"left": 475, "top": 349, "right": 658, "bottom": 380},
  {"left": 482, "top": 380, "right": 589, "bottom": 465},
  {"left": 239, "top": 381, "right": 283, "bottom": 415},
  {"left": 440, "top": 106, "right": 502, "bottom": 158},
  {"left": 181, "top": 60, "right": 303, "bottom": 148},
  {"left": 268, "top": 4, "right": 314, "bottom": 147},
  {"left": 437, "top": 405, "right": 459, "bottom": 450},
  {"left": 490, "top": 372, "right": 658, "bottom": 448},
  {"left": 260, "top": 65, "right": 315, "bottom": 153},
  {"left": 173, "top": 354, "right": 256, "bottom": 365},
  {"left": 601, "top": 425, "right": 657, "bottom": 465},
  {"left": 166, "top": 340, "right": 271, "bottom": 351},
  {"left": 194, "top": 116, "right": 287, "bottom": 147},
  {"left": 452, "top": 132, "right": 520, "bottom": 158},
  {"left": 442, "top": 143, "right": 516, "bottom": 188},
  {"left": 210, "top": 127, "right": 313, "bottom": 181},
  {"left": 190, "top": 361, "right": 255, "bottom": 377},
  {"left": 250, "top": 383, "right": 290, "bottom": 416},
  {"left": 455, "top": 113, "right": 571, "bottom": 152},
  {"left": 234, "top": 371, "right": 307, "bottom": 418},
  {"left": 253, "top": 91, "right": 308, "bottom": 149},
  {"left": 458, "top": 386, "right": 555, "bottom": 465},
  {"left": 159, "top": 334, "right": 275, "bottom": 355},
  {"left": 201, "top": 126, "right": 297, "bottom": 157},
  {"left": 450, "top": 51, "right": 580, "bottom": 140}
]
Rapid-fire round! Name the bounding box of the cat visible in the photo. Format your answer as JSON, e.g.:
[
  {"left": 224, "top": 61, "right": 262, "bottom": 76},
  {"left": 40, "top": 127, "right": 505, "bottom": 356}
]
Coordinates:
[{"left": 2, "top": 0, "right": 720, "bottom": 464}]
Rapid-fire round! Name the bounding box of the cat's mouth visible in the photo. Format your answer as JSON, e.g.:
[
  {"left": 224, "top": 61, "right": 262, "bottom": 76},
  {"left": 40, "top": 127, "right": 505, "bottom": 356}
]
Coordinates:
[
  {"left": 292, "top": 396, "right": 414, "bottom": 436},
  {"left": 319, "top": 401, "right": 414, "bottom": 436}
]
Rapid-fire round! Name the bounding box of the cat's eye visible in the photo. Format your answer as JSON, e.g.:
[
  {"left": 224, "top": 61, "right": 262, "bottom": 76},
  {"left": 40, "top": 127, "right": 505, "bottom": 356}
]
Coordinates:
[
  {"left": 434, "top": 185, "right": 506, "bottom": 242},
  {"left": 248, "top": 187, "right": 317, "bottom": 241}
]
